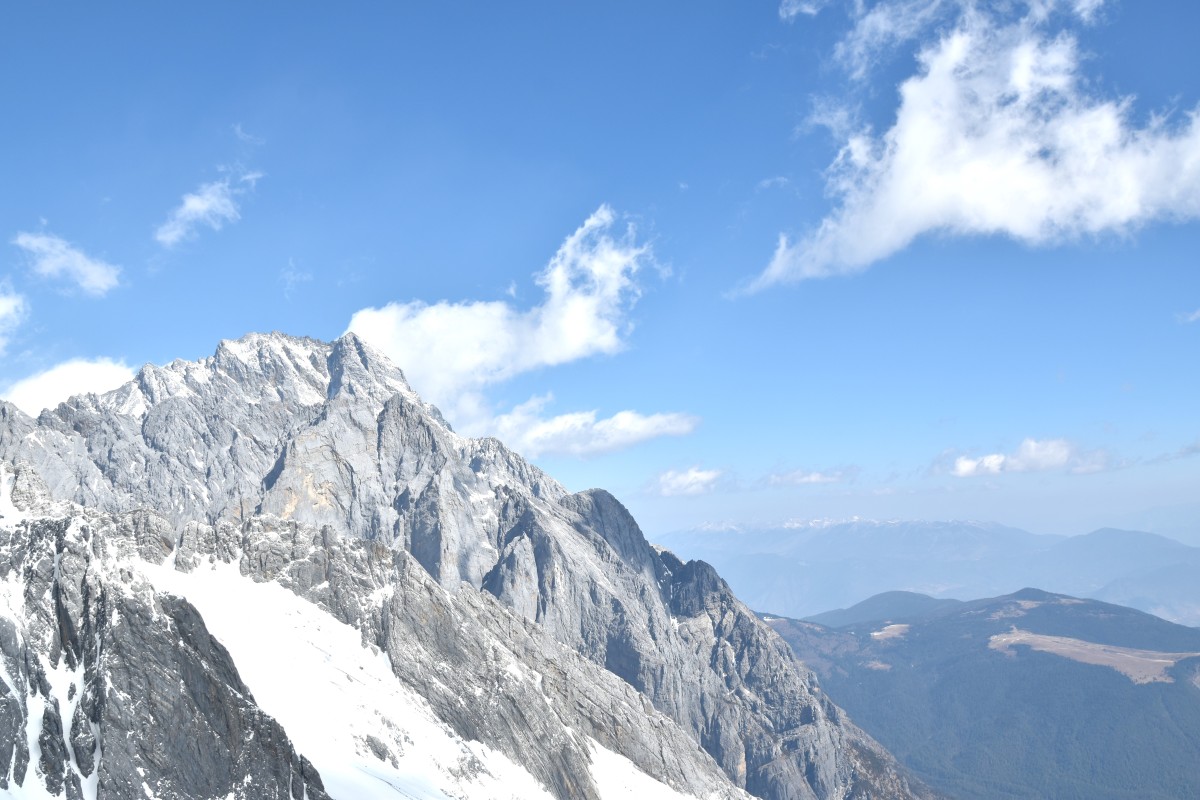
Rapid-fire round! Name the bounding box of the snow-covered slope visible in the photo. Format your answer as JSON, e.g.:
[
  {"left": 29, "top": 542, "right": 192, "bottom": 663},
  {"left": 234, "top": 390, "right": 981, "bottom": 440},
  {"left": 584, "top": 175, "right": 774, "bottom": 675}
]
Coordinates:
[
  {"left": 143, "top": 558, "right": 718, "bottom": 800},
  {"left": 142, "top": 560, "right": 555, "bottom": 800},
  {"left": 0, "top": 333, "right": 928, "bottom": 800}
]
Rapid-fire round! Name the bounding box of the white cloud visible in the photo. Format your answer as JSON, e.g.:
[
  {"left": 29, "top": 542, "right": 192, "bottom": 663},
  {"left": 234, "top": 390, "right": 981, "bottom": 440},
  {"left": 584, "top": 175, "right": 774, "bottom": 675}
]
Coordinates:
[
  {"left": 233, "top": 123, "right": 266, "bottom": 145},
  {"left": 348, "top": 205, "right": 650, "bottom": 417},
  {"left": 805, "top": 96, "right": 859, "bottom": 140},
  {"left": 951, "top": 437, "right": 1104, "bottom": 477},
  {"left": 349, "top": 206, "right": 695, "bottom": 457},
  {"left": 1010, "top": 437, "right": 1074, "bottom": 471},
  {"left": 831, "top": 1, "right": 1106, "bottom": 79},
  {"left": 155, "top": 171, "right": 262, "bottom": 247},
  {"left": 489, "top": 395, "right": 698, "bottom": 458},
  {"left": 2, "top": 358, "right": 135, "bottom": 416},
  {"left": 952, "top": 453, "right": 1007, "bottom": 477},
  {"left": 780, "top": 0, "right": 830, "bottom": 21},
  {"left": 1184, "top": 308, "right": 1200, "bottom": 323},
  {"left": 0, "top": 284, "right": 27, "bottom": 355},
  {"left": 753, "top": 0, "right": 1199, "bottom": 289},
  {"left": 280, "top": 260, "right": 312, "bottom": 300},
  {"left": 1072, "top": 0, "right": 1106, "bottom": 23},
  {"left": 11, "top": 232, "right": 121, "bottom": 296},
  {"left": 757, "top": 176, "right": 791, "bottom": 191},
  {"left": 657, "top": 466, "right": 723, "bottom": 497},
  {"left": 834, "top": 0, "right": 953, "bottom": 80},
  {"left": 768, "top": 468, "right": 845, "bottom": 485}
]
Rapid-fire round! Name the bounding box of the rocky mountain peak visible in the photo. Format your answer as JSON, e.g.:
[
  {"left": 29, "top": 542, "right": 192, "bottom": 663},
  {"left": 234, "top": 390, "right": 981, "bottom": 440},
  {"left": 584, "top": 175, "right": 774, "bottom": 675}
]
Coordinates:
[
  {"left": 0, "top": 332, "right": 930, "bottom": 800},
  {"left": 91, "top": 331, "right": 436, "bottom": 424}
]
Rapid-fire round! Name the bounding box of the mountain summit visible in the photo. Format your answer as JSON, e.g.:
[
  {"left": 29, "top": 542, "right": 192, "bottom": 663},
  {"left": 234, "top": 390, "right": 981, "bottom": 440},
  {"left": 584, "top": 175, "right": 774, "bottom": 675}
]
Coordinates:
[{"left": 0, "top": 332, "right": 927, "bottom": 800}]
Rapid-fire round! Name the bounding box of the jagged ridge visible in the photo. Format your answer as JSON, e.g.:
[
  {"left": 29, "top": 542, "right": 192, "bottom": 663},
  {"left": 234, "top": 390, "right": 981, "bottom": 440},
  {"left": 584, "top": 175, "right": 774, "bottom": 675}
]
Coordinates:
[{"left": 0, "top": 332, "right": 929, "bottom": 800}]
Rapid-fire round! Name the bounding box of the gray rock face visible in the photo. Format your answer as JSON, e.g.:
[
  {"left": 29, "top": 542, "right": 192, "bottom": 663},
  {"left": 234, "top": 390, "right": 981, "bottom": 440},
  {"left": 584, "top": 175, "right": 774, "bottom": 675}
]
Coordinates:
[
  {"left": 0, "top": 332, "right": 929, "bottom": 800},
  {"left": 0, "top": 483, "right": 331, "bottom": 799},
  {"left": 221, "top": 516, "right": 747, "bottom": 800}
]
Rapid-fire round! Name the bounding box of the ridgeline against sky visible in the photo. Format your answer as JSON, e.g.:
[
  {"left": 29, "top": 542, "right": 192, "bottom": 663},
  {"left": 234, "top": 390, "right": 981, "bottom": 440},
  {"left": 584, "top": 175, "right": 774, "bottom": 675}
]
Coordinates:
[{"left": 1, "top": 1, "right": 1197, "bottom": 537}]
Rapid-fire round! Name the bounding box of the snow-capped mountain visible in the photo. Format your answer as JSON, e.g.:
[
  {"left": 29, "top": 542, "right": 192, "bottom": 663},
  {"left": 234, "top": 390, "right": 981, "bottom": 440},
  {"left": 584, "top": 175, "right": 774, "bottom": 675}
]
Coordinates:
[{"left": 0, "top": 332, "right": 927, "bottom": 800}]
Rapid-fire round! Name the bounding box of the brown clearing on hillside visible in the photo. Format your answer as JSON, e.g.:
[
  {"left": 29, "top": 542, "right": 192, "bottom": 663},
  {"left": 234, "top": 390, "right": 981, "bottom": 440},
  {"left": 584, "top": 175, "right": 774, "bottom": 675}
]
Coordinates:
[
  {"left": 870, "top": 624, "right": 910, "bottom": 640},
  {"left": 988, "top": 628, "right": 1200, "bottom": 684}
]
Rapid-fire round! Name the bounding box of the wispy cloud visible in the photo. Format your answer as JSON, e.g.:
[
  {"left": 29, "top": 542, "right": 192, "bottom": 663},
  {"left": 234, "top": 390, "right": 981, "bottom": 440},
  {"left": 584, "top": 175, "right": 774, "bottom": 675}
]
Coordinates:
[
  {"left": 11, "top": 232, "right": 121, "bottom": 296},
  {"left": 1173, "top": 440, "right": 1200, "bottom": 459},
  {"left": 1, "top": 357, "right": 135, "bottom": 416},
  {"left": 756, "top": 176, "right": 791, "bottom": 191},
  {"left": 155, "top": 170, "right": 262, "bottom": 247},
  {"left": 751, "top": 0, "right": 1199, "bottom": 289},
  {"left": 831, "top": 1, "right": 1105, "bottom": 81},
  {"left": 834, "top": 0, "right": 954, "bottom": 80},
  {"left": 779, "top": 0, "right": 831, "bottom": 21},
  {"left": 491, "top": 395, "right": 698, "bottom": 458},
  {"left": 657, "top": 466, "right": 723, "bottom": 497},
  {"left": 768, "top": 468, "right": 848, "bottom": 486},
  {"left": 1071, "top": 0, "right": 1106, "bottom": 24},
  {"left": 804, "top": 97, "right": 859, "bottom": 140},
  {"left": 0, "top": 283, "right": 26, "bottom": 355},
  {"left": 1182, "top": 308, "right": 1200, "bottom": 324},
  {"left": 1147, "top": 439, "right": 1200, "bottom": 465},
  {"left": 280, "top": 260, "right": 312, "bottom": 300},
  {"left": 951, "top": 437, "right": 1106, "bottom": 477},
  {"left": 233, "top": 123, "right": 265, "bottom": 145}
]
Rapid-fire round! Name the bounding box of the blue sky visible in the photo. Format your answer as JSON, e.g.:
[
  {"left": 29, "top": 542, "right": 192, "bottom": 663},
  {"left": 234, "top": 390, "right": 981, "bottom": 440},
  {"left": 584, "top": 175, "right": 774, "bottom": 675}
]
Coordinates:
[{"left": 2, "top": 1, "right": 1198, "bottom": 539}]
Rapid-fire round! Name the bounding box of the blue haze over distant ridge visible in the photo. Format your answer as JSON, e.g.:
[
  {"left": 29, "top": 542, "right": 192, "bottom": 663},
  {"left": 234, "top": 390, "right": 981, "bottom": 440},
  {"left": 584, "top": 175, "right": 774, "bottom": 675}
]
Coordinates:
[{"left": 655, "top": 521, "right": 1200, "bottom": 626}]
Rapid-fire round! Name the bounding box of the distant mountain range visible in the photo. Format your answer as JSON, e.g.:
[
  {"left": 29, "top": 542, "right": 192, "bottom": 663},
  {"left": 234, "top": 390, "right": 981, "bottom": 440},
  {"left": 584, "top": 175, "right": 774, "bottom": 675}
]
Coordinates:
[
  {"left": 765, "top": 589, "right": 1200, "bottom": 800},
  {"left": 654, "top": 520, "right": 1200, "bottom": 625},
  {"left": 802, "top": 591, "right": 963, "bottom": 629}
]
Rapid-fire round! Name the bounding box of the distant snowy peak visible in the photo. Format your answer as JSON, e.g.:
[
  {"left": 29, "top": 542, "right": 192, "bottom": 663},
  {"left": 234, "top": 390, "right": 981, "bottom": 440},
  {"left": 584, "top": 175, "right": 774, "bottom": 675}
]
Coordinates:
[
  {"left": 779, "top": 518, "right": 1014, "bottom": 533},
  {"left": 683, "top": 517, "right": 1022, "bottom": 537}
]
